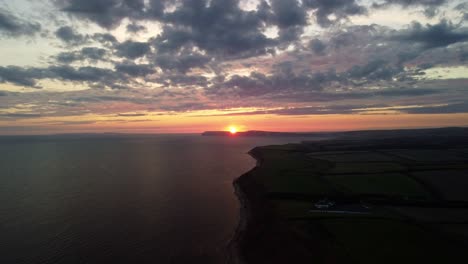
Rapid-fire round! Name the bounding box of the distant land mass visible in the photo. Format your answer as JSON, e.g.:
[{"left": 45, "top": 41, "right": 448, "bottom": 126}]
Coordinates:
[
  {"left": 202, "top": 130, "right": 315, "bottom": 137},
  {"left": 202, "top": 127, "right": 468, "bottom": 138}
]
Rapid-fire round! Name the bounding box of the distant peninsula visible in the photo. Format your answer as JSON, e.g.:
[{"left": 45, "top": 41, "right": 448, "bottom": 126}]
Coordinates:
[
  {"left": 202, "top": 127, "right": 468, "bottom": 138},
  {"left": 202, "top": 130, "right": 323, "bottom": 137}
]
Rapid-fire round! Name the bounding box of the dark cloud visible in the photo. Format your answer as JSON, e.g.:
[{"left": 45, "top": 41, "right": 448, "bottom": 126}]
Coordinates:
[
  {"left": 0, "top": 113, "right": 42, "bottom": 118},
  {"left": 209, "top": 52, "right": 439, "bottom": 99},
  {"left": 0, "top": 66, "right": 45, "bottom": 87},
  {"left": 309, "top": 39, "right": 326, "bottom": 55},
  {"left": 81, "top": 47, "right": 107, "bottom": 60},
  {"left": 54, "top": 0, "right": 172, "bottom": 29},
  {"left": 115, "top": 63, "right": 155, "bottom": 76},
  {"left": 270, "top": 0, "right": 306, "bottom": 28},
  {"left": 157, "top": 74, "right": 209, "bottom": 88},
  {"left": 0, "top": 9, "right": 41, "bottom": 37},
  {"left": 92, "top": 33, "right": 118, "bottom": 44},
  {"left": 48, "top": 66, "right": 115, "bottom": 83},
  {"left": 423, "top": 6, "right": 439, "bottom": 18},
  {"left": 372, "top": 0, "right": 447, "bottom": 17},
  {"left": 303, "top": 0, "right": 367, "bottom": 27},
  {"left": 347, "top": 59, "right": 403, "bottom": 81},
  {"left": 0, "top": 91, "right": 7, "bottom": 96},
  {"left": 156, "top": 0, "right": 275, "bottom": 58},
  {"left": 71, "top": 95, "right": 149, "bottom": 104},
  {"left": 56, "top": 47, "right": 107, "bottom": 63},
  {"left": 268, "top": 85, "right": 441, "bottom": 103},
  {"left": 210, "top": 69, "right": 339, "bottom": 97},
  {"left": 51, "top": 0, "right": 369, "bottom": 61},
  {"left": 154, "top": 52, "right": 211, "bottom": 73},
  {"left": 126, "top": 22, "right": 146, "bottom": 33},
  {"left": 328, "top": 25, "right": 382, "bottom": 50},
  {"left": 269, "top": 0, "right": 307, "bottom": 42},
  {"left": 373, "top": 0, "right": 447, "bottom": 8},
  {"left": 55, "top": 0, "right": 145, "bottom": 29},
  {"left": 115, "top": 40, "right": 151, "bottom": 59},
  {"left": 55, "top": 26, "right": 87, "bottom": 45},
  {"left": 0, "top": 65, "right": 117, "bottom": 88},
  {"left": 391, "top": 20, "right": 468, "bottom": 49},
  {"left": 374, "top": 87, "right": 440, "bottom": 97}
]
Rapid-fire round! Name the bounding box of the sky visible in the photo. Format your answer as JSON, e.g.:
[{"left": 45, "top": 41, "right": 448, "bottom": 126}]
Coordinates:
[{"left": 0, "top": 0, "right": 468, "bottom": 134}]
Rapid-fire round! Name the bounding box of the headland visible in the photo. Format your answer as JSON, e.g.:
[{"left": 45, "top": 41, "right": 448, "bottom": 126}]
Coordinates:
[{"left": 228, "top": 127, "right": 468, "bottom": 264}]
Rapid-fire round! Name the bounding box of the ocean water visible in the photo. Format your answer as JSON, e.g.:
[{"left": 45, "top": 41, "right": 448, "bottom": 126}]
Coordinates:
[{"left": 0, "top": 134, "right": 317, "bottom": 264}]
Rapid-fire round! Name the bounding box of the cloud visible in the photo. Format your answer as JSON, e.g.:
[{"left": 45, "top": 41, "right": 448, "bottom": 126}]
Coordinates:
[
  {"left": 309, "top": 39, "right": 326, "bottom": 55},
  {"left": 55, "top": 0, "right": 143, "bottom": 29},
  {"left": 0, "top": 91, "right": 7, "bottom": 96},
  {"left": 0, "top": 66, "right": 45, "bottom": 87},
  {"left": 0, "top": 113, "right": 42, "bottom": 118},
  {"left": 50, "top": 0, "right": 369, "bottom": 61},
  {"left": 154, "top": 52, "right": 212, "bottom": 73},
  {"left": 269, "top": 0, "right": 307, "bottom": 41},
  {"left": 0, "top": 8, "right": 41, "bottom": 37},
  {"left": 114, "top": 62, "right": 155, "bottom": 77},
  {"left": 55, "top": 26, "right": 87, "bottom": 45},
  {"left": 115, "top": 40, "right": 151, "bottom": 59},
  {"left": 391, "top": 20, "right": 468, "bottom": 49},
  {"left": 70, "top": 95, "right": 149, "bottom": 104},
  {"left": 194, "top": 101, "right": 467, "bottom": 116},
  {"left": 0, "top": 65, "right": 116, "bottom": 88},
  {"left": 56, "top": 47, "right": 107, "bottom": 63},
  {"left": 2, "top": 0, "right": 468, "bottom": 122},
  {"left": 373, "top": 0, "right": 447, "bottom": 8},
  {"left": 156, "top": 74, "right": 209, "bottom": 88},
  {"left": 92, "top": 33, "right": 118, "bottom": 44},
  {"left": 303, "top": 0, "right": 367, "bottom": 27},
  {"left": 209, "top": 69, "right": 339, "bottom": 97},
  {"left": 126, "top": 22, "right": 146, "bottom": 33},
  {"left": 347, "top": 59, "right": 403, "bottom": 81},
  {"left": 48, "top": 66, "right": 115, "bottom": 83},
  {"left": 155, "top": 0, "right": 276, "bottom": 58},
  {"left": 54, "top": 0, "right": 170, "bottom": 28}
]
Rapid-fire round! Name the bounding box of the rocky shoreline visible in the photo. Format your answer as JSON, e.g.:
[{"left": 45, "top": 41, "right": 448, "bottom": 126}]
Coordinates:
[
  {"left": 227, "top": 151, "right": 263, "bottom": 264},
  {"left": 227, "top": 150, "right": 318, "bottom": 264}
]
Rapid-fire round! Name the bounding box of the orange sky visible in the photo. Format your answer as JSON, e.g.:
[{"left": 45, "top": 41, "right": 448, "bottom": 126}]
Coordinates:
[{"left": 3, "top": 112, "right": 467, "bottom": 135}]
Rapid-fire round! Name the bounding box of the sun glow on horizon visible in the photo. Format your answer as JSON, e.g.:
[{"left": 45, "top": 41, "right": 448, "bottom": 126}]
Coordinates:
[{"left": 228, "top": 126, "right": 238, "bottom": 134}]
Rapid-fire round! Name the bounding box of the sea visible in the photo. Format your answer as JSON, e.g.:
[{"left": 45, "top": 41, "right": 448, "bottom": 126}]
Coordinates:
[{"left": 0, "top": 134, "right": 320, "bottom": 264}]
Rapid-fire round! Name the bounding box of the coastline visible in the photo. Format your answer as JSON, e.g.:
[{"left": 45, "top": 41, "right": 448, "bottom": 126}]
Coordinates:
[
  {"left": 227, "top": 149, "right": 318, "bottom": 264},
  {"left": 227, "top": 150, "right": 261, "bottom": 264},
  {"left": 227, "top": 133, "right": 468, "bottom": 264}
]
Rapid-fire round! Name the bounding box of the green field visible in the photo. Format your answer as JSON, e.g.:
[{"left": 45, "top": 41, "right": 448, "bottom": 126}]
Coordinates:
[
  {"left": 325, "top": 173, "right": 432, "bottom": 198},
  {"left": 324, "top": 162, "right": 407, "bottom": 174},
  {"left": 321, "top": 219, "right": 463, "bottom": 264},
  {"left": 308, "top": 151, "right": 397, "bottom": 162}
]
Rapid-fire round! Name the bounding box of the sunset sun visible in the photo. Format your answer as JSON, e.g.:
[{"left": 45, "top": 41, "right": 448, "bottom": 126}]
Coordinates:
[{"left": 229, "top": 126, "right": 238, "bottom": 135}]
